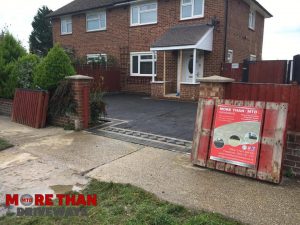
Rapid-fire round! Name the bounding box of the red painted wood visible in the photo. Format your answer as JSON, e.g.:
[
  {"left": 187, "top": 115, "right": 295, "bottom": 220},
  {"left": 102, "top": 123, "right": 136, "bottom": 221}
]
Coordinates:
[{"left": 12, "top": 89, "right": 48, "bottom": 128}]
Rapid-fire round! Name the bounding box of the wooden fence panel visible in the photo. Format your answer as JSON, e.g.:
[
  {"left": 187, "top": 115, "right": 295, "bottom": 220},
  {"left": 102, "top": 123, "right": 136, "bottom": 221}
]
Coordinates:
[
  {"left": 225, "top": 83, "right": 300, "bottom": 132},
  {"left": 74, "top": 64, "right": 121, "bottom": 92},
  {"left": 221, "top": 61, "right": 288, "bottom": 84},
  {"left": 12, "top": 89, "right": 49, "bottom": 128}
]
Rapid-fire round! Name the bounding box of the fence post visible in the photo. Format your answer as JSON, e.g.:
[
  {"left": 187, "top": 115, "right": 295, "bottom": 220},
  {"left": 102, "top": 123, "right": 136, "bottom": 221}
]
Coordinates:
[
  {"left": 198, "top": 75, "right": 234, "bottom": 99},
  {"left": 66, "top": 75, "right": 93, "bottom": 130}
]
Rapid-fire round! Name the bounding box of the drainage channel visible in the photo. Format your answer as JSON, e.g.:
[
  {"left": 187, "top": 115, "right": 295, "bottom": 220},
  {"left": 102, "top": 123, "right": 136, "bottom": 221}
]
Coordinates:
[{"left": 87, "top": 118, "right": 192, "bottom": 154}]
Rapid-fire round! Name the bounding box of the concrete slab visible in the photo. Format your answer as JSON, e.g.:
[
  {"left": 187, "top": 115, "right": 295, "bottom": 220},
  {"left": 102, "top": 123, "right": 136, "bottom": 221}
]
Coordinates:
[{"left": 88, "top": 147, "right": 300, "bottom": 225}]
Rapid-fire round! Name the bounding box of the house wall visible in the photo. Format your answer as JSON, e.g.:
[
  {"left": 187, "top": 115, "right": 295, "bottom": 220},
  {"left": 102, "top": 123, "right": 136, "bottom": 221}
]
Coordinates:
[
  {"left": 52, "top": 0, "right": 267, "bottom": 94},
  {"left": 226, "top": 0, "right": 265, "bottom": 62},
  {"left": 52, "top": 0, "right": 227, "bottom": 94}
]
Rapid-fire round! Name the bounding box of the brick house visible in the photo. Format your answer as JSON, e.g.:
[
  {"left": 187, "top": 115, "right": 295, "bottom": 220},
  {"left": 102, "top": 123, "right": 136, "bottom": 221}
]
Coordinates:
[{"left": 48, "top": 0, "right": 271, "bottom": 100}]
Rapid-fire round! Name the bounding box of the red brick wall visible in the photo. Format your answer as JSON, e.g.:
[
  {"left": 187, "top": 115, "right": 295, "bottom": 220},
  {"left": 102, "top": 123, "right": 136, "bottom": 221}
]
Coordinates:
[
  {"left": 0, "top": 98, "right": 13, "bottom": 116},
  {"left": 285, "top": 132, "right": 300, "bottom": 177},
  {"left": 52, "top": 0, "right": 266, "bottom": 93},
  {"left": 226, "top": 0, "right": 265, "bottom": 62}
]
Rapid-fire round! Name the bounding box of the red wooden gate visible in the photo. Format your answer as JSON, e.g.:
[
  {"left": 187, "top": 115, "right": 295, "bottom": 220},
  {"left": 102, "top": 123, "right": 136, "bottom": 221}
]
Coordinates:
[{"left": 12, "top": 89, "right": 49, "bottom": 128}]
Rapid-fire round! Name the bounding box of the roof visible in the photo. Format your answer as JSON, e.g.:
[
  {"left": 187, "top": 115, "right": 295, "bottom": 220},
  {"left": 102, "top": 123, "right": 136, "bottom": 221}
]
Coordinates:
[
  {"left": 243, "top": 0, "right": 272, "bottom": 18},
  {"left": 151, "top": 24, "right": 213, "bottom": 51},
  {"left": 48, "top": 0, "right": 272, "bottom": 19},
  {"left": 47, "top": 0, "right": 134, "bottom": 18}
]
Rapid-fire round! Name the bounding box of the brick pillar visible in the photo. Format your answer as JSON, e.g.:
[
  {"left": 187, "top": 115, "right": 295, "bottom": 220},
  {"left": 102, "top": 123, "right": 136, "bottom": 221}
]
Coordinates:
[
  {"left": 198, "top": 75, "right": 234, "bottom": 99},
  {"left": 66, "top": 75, "right": 93, "bottom": 130}
]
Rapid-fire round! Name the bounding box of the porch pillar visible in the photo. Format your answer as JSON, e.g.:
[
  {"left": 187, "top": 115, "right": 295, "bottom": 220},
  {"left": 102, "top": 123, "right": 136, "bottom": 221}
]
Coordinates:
[
  {"left": 163, "top": 51, "right": 166, "bottom": 95},
  {"left": 193, "top": 49, "right": 197, "bottom": 84},
  {"left": 178, "top": 50, "right": 183, "bottom": 94},
  {"left": 152, "top": 51, "right": 155, "bottom": 82}
]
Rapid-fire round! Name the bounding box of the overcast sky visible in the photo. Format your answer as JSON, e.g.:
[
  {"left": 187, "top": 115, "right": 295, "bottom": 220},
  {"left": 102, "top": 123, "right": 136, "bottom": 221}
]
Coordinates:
[{"left": 0, "top": 0, "right": 299, "bottom": 60}]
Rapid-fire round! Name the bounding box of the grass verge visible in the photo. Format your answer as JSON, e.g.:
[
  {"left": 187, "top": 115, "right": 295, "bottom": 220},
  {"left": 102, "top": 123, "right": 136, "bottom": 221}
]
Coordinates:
[
  {"left": 0, "top": 180, "right": 242, "bottom": 225},
  {"left": 0, "top": 138, "right": 13, "bottom": 151}
]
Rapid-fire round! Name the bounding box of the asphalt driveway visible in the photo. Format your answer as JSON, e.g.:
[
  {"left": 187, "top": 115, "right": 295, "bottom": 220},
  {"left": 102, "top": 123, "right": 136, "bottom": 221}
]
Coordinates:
[{"left": 104, "top": 94, "right": 198, "bottom": 141}]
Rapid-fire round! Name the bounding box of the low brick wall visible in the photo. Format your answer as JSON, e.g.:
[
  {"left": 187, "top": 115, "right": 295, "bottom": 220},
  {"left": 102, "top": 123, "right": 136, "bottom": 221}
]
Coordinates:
[
  {"left": 199, "top": 83, "right": 227, "bottom": 99},
  {"left": 180, "top": 84, "right": 199, "bottom": 101},
  {"left": 284, "top": 132, "right": 300, "bottom": 177},
  {"left": 0, "top": 98, "right": 13, "bottom": 116},
  {"left": 151, "top": 82, "right": 164, "bottom": 98}
]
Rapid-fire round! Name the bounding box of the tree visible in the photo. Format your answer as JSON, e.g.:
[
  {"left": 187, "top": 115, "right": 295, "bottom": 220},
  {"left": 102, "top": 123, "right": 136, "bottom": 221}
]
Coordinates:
[
  {"left": 0, "top": 31, "right": 26, "bottom": 98},
  {"left": 29, "top": 6, "right": 53, "bottom": 57},
  {"left": 33, "top": 44, "right": 75, "bottom": 91}
]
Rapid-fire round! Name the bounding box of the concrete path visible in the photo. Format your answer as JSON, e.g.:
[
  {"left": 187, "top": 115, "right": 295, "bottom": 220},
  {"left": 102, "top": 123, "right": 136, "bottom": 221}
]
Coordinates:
[{"left": 0, "top": 116, "right": 299, "bottom": 224}]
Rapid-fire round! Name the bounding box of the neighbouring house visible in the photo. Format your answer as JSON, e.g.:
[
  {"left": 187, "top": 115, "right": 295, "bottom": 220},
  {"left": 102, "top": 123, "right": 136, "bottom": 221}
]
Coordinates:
[{"left": 48, "top": 0, "right": 272, "bottom": 100}]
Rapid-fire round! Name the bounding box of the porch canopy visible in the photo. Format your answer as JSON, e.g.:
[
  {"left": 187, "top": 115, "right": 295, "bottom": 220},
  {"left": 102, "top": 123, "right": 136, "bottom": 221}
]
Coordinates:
[
  {"left": 150, "top": 24, "right": 214, "bottom": 85},
  {"left": 150, "top": 24, "right": 214, "bottom": 51}
]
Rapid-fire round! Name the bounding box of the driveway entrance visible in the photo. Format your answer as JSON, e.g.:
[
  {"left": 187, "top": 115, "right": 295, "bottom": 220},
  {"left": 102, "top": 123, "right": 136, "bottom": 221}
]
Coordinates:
[{"left": 89, "top": 94, "right": 198, "bottom": 152}]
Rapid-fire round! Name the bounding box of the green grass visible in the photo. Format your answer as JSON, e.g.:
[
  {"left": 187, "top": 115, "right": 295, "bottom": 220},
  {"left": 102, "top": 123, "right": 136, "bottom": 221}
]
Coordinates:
[
  {"left": 0, "top": 138, "right": 13, "bottom": 151},
  {"left": 0, "top": 180, "right": 242, "bottom": 225}
]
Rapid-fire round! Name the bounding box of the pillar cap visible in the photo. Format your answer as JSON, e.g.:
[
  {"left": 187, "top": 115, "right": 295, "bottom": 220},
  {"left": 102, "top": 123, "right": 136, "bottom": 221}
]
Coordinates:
[
  {"left": 66, "top": 75, "right": 93, "bottom": 80},
  {"left": 198, "top": 75, "right": 234, "bottom": 83}
]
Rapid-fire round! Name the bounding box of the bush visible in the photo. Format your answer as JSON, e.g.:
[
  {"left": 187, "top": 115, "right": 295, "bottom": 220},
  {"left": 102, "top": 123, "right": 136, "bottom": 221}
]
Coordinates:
[
  {"left": 48, "top": 80, "right": 77, "bottom": 117},
  {"left": 33, "top": 44, "right": 75, "bottom": 91},
  {"left": 0, "top": 31, "right": 26, "bottom": 98},
  {"left": 90, "top": 92, "right": 107, "bottom": 124},
  {"left": 11, "top": 54, "right": 40, "bottom": 89}
]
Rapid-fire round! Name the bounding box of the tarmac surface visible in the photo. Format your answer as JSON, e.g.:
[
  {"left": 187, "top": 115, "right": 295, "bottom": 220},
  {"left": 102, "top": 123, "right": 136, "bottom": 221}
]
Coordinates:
[
  {"left": 0, "top": 115, "right": 299, "bottom": 224},
  {"left": 104, "top": 94, "right": 198, "bottom": 141}
]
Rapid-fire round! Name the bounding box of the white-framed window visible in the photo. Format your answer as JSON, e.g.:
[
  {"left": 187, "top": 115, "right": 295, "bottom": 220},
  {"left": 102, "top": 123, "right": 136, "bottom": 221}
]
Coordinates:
[
  {"left": 86, "top": 11, "right": 106, "bottom": 32},
  {"left": 227, "top": 50, "right": 233, "bottom": 63},
  {"left": 87, "top": 54, "right": 107, "bottom": 64},
  {"left": 249, "top": 10, "right": 256, "bottom": 30},
  {"left": 249, "top": 54, "right": 257, "bottom": 61},
  {"left": 61, "top": 17, "right": 72, "bottom": 35},
  {"left": 130, "top": 52, "right": 157, "bottom": 76},
  {"left": 131, "top": 1, "right": 157, "bottom": 26},
  {"left": 181, "top": 0, "right": 205, "bottom": 20}
]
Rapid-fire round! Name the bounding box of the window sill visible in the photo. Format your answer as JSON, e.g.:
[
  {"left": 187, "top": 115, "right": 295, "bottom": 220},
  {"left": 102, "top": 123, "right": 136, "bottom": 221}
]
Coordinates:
[
  {"left": 248, "top": 27, "right": 255, "bottom": 31},
  {"left": 86, "top": 29, "right": 106, "bottom": 33},
  {"left": 180, "top": 82, "right": 200, "bottom": 85},
  {"left": 130, "top": 74, "right": 157, "bottom": 77},
  {"left": 60, "top": 33, "right": 72, "bottom": 36},
  {"left": 180, "top": 15, "right": 204, "bottom": 21},
  {"left": 130, "top": 22, "right": 157, "bottom": 28}
]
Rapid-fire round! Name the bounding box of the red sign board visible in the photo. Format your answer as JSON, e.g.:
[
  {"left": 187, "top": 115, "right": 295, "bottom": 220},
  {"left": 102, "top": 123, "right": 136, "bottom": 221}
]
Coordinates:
[{"left": 210, "top": 104, "right": 264, "bottom": 168}]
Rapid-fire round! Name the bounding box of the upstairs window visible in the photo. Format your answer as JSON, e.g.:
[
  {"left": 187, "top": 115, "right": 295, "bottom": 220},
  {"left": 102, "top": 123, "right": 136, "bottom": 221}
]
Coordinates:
[
  {"left": 61, "top": 17, "right": 72, "bottom": 35},
  {"left": 181, "top": 0, "right": 204, "bottom": 20},
  {"left": 86, "top": 11, "right": 106, "bottom": 32},
  {"left": 131, "top": 1, "right": 157, "bottom": 26},
  {"left": 249, "top": 10, "right": 256, "bottom": 30},
  {"left": 131, "top": 52, "right": 157, "bottom": 76}
]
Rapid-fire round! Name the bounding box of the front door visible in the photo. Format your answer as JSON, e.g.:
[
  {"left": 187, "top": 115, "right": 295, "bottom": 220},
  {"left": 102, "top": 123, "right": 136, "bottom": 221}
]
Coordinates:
[{"left": 179, "top": 50, "right": 204, "bottom": 85}]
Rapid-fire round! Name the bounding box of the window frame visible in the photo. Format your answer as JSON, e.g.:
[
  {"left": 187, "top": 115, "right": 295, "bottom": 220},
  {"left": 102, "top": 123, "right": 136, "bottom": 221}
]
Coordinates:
[
  {"left": 86, "top": 11, "right": 106, "bottom": 32},
  {"left": 227, "top": 49, "right": 233, "bottom": 63},
  {"left": 130, "top": 52, "right": 157, "bottom": 77},
  {"left": 180, "top": 0, "right": 205, "bottom": 20},
  {"left": 248, "top": 9, "right": 256, "bottom": 30},
  {"left": 249, "top": 54, "right": 257, "bottom": 62},
  {"left": 61, "top": 16, "right": 72, "bottom": 35},
  {"left": 130, "top": 1, "right": 158, "bottom": 26},
  {"left": 86, "top": 53, "right": 107, "bottom": 64}
]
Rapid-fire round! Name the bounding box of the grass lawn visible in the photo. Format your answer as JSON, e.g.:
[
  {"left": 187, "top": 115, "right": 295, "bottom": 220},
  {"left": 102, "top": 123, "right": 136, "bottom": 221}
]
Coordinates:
[
  {"left": 0, "top": 180, "right": 241, "bottom": 225},
  {"left": 0, "top": 138, "right": 13, "bottom": 151}
]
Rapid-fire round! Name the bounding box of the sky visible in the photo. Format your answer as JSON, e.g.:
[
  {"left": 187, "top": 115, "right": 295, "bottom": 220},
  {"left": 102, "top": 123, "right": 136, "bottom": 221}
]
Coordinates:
[{"left": 0, "top": 0, "right": 299, "bottom": 60}]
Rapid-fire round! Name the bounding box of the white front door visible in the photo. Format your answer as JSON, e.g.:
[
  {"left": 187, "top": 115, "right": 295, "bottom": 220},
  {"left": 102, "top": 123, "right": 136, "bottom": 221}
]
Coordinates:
[{"left": 178, "top": 50, "right": 204, "bottom": 85}]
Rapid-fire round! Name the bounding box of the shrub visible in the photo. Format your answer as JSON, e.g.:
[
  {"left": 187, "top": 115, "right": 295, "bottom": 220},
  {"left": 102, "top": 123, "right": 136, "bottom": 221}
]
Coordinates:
[
  {"left": 0, "top": 31, "right": 26, "bottom": 98},
  {"left": 48, "top": 80, "right": 77, "bottom": 117},
  {"left": 10, "top": 54, "right": 40, "bottom": 89},
  {"left": 33, "top": 44, "right": 75, "bottom": 91},
  {"left": 90, "top": 92, "right": 107, "bottom": 124}
]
